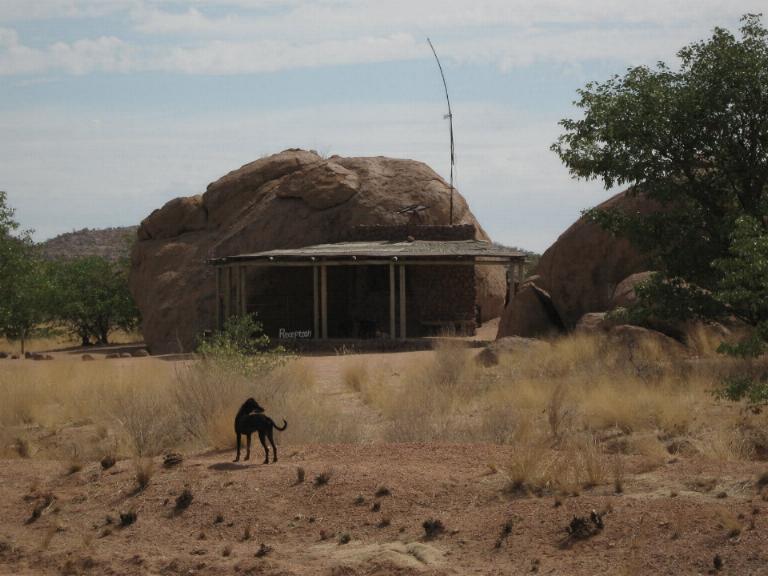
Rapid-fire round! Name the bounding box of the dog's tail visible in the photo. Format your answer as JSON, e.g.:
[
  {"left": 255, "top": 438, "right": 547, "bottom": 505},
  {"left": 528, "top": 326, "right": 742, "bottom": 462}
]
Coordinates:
[{"left": 274, "top": 419, "right": 288, "bottom": 431}]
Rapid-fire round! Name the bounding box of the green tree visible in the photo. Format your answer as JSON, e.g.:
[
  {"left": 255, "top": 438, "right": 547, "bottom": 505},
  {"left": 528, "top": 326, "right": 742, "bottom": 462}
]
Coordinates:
[
  {"left": 0, "top": 192, "right": 49, "bottom": 354},
  {"left": 552, "top": 15, "right": 768, "bottom": 401},
  {"left": 48, "top": 256, "right": 139, "bottom": 345}
]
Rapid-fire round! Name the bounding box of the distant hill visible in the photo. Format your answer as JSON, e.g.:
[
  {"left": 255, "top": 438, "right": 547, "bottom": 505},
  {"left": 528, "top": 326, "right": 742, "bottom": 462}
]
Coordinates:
[{"left": 40, "top": 226, "right": 138, "bottom": 261}]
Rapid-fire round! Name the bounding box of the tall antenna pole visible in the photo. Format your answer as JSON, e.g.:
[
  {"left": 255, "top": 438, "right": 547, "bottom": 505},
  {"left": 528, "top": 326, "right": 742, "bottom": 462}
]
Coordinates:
[{"left": 427, "top": 37, "right": 455, "bottom": 226}]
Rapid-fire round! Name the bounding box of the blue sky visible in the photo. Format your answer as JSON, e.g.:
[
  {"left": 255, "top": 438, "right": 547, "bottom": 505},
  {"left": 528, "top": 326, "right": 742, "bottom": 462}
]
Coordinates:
[{"left": 0, "top": 1, "right": 764, "bottom": 252}]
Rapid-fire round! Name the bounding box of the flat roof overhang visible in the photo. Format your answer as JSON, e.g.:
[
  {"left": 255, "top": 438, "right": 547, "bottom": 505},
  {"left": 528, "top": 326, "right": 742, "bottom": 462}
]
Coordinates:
[{"left": 209, "top": 239, "right": 527, "bottom": 267}]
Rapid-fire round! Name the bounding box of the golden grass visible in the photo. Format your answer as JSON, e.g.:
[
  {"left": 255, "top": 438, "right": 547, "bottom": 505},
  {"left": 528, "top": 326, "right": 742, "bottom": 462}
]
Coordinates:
[
  {"left": 351, "top": 331, "right": 768, "bottom": 476},
  {"left": 0, "top": 352, "right": 360, "bottom": 460},
  {"left": 1, "top": 330, "right": 766, "bottom": 475}
]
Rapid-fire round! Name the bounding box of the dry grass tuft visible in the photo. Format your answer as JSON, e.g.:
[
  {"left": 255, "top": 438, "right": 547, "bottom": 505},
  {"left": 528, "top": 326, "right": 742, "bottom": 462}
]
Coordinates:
[
  {"left": 422, "top": 519, "right": 445, "bottom": 540},
  {"left": 314, "top": 470, "right": 332, "bottom": 487},
  {"left": 133, "top": 459, "right": 153, "bottom": 493},
  {"left": 715, "top": 507, "right": 742, "bottom": 538},
  {"left": 174, "top": 488, "right": 194, "bottom": 513}
]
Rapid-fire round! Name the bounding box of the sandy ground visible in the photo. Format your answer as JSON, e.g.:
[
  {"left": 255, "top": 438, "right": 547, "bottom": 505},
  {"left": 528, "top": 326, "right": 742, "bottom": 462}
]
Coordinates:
[
  {"left": 1, "top": 444, "right": 767, "bottom": 576},
  {"left": 3, "top": 329, "right": 768, "bottom": 575}
]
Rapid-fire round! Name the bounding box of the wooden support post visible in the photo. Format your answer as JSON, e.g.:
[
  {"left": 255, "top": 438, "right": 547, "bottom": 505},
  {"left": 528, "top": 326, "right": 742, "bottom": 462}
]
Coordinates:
[
  {"left": 239, "top": 266, "right": 247, "bottom": 316},
  {"left": 320, "top": 265, "right": 328, "bottom": 339},
  {"left": 233, "top": 266, "right": 240, "bottom": 317},
  {"left": 215, "top": 267, "right": 222, "bottom": 330},
  {"left": 399, "top": 265, "right": 406, "bottom": 339},
  {"left": 223, "top": 267, "right": 232, "bottom": 320},
  {"left": 313, "top": 266, "right": 320, "bottom": 340},
  {"left": 389, "top": 263, "right": 396, "bottom": 339}
]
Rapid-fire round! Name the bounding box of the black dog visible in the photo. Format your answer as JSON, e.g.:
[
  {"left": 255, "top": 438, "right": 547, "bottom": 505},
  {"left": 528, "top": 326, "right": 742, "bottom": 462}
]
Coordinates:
[{"left": 233, "top": 398, "right": 287, "bottom": 463}]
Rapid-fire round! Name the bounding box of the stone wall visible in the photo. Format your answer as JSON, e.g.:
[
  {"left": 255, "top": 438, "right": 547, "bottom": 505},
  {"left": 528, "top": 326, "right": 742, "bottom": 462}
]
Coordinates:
[{"left": 407, "top": 264, "right": 476, "bottom": 335}]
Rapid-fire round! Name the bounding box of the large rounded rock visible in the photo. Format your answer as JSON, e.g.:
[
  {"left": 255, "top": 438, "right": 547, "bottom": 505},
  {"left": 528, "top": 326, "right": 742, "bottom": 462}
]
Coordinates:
[
  {"left": 536, "top": 191, "right": 655, "bottom": 328},
  {"left": 497, "top": 282, "right": 564, "bottom": 338},
  {"left": 498, "top": 190, "right": 656, "bottom": 339},
  {"left": 476, "top": 335, "right": 551, "bottom": 367},
  {"left": 611, "top": 271, "right": 655, "bottom": 309},
  {"left": 607, "top": 325, "right": 689, "bottom": 356},
  {"left": 130, "top": 149, "right": 506, "bottom": 353},
  {"left": 574, "top": 312, "right": 611, "bottom": 333}
]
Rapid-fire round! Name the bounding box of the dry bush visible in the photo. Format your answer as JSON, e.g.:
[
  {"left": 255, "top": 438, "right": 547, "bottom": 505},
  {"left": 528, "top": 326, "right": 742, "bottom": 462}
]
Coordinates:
[
  {"left": 505, "top": 441, "right": 550, "bottom": 493},
  {"left": 174, "top": 358, "right": 360, "bottom": 448},
  {"left": 696, "top": 421, "right": 756, "bottom": 462},
  {"left": 107, "top": 379, "right": 184, "bottom": 456},
  {"left": 715, "top": 506, "right": 742, "bottom": 538},
  {"left": 547, "top": 384, "right": 574, "bottom": 442},
  {"left": 342, "top": 361, "right": 368, "bottom": 393},
  {"left": 572, "top": 435, "right": 607, "bottom": 488},
  {"left": 133, "top": 458, "right": 154, "bottom": 492},
  {"left": 470, "top": 403, "right": 520, "bottom": 444},
  {"left": 0, "top": 347, "right": 362, "bottom": 460},
  {"left": 611, "top": 453, "right": 626, "bottom": 493},
  {"left": 378, "top": 342, "right": 486, "bottom": 442}
]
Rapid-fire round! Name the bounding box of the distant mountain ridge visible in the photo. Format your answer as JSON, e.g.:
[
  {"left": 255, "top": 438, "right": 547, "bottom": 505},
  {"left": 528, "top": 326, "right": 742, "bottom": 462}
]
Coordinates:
[{"left": 40, "top": 226, "right": 137, "bottom": 261}]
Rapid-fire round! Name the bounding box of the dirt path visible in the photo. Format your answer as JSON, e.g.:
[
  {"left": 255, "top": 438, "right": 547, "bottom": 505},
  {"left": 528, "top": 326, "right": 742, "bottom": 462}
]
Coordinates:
[{"left": 296, "top": 351, "right": 433, "bottom": 442}]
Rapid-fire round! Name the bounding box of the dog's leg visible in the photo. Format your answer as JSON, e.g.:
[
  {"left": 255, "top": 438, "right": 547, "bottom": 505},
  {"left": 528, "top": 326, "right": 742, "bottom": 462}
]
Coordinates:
[
  {"left": 234, "top": 433, "right": 241, "bottom": 462},
  {"left": 258, "top": 431, "right": 269, "bottom": 464},
  {"left": 267, "top": 429, "right": 278, "bottom": 463},
  {"left": 244, "top": 433, "right": 252, "bottom": 461}
]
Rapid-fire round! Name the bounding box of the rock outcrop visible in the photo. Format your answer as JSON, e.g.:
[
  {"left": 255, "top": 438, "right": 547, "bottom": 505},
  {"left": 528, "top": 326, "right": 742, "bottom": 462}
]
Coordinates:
[
  {"left": 498, "top": 190, "right": 654, "bottom": 339},
  {"left": 496, "top": 282, "right": 564, "bottom": 339},
  {"left": 611, "top": 271, "right": 655, "bottom": 309},
  {"left": 130, "top": 149, "right": 506, "bottom": 353},
  {"left": 475, "top": 336, "right": 551, "bottom": 367}
]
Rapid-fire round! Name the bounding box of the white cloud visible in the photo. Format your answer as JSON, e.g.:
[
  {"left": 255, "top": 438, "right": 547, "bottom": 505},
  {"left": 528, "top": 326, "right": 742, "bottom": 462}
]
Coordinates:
[
  {"left": 1, "top": 1, "right": 765, "bottom": 76},
  {"left": 158, "top": 33, "right": 422, "bottom": 74},
  {"left": 0, "top": 102, "right": 609, "bottom": 252},
  {"left": 0, "top": 22, "right": 729, "bottom": 77},
  {"left": 128, "top": 0, "right": 755, "bottom": 38},
  {"left": 0, "top": 27, "right": 134, "bottom": 75}
]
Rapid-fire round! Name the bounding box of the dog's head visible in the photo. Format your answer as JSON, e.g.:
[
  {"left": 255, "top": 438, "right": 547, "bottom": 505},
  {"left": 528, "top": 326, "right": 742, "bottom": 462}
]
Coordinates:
[{"left": 241, "top": 397, "right": 265, "bottom": 414}]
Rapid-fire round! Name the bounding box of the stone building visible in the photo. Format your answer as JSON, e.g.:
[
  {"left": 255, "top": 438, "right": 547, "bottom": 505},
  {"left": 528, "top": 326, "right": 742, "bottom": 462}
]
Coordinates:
[
  {"left": 211, "top": 224, "right": 524, "bottom": 340},
  {"left": 130, "top": 150, "right": 517, "bottom": 353}
]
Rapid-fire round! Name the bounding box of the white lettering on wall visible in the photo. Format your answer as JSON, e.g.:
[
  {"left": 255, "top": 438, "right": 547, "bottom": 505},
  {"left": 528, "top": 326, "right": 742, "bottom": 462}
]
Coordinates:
[{"left": 279, "top": 328, "right": 312, "bottom": 339}]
